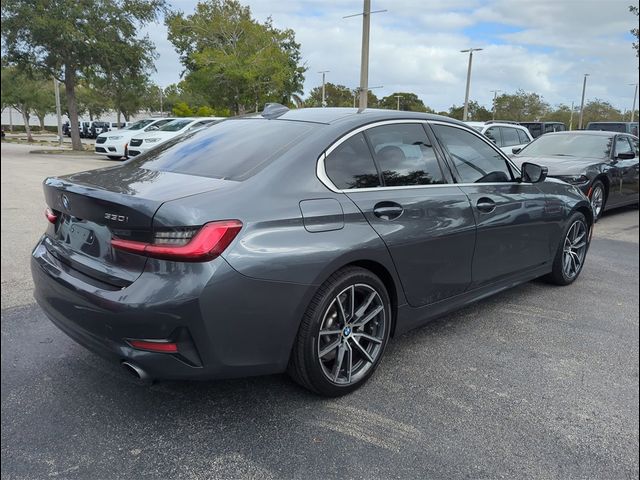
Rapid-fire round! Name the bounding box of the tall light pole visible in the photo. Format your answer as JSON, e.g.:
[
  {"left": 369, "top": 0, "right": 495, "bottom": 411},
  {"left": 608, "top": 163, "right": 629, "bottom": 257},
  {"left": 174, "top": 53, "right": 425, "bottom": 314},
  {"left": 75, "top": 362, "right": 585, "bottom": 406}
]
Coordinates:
[
  {"left": 160, "top": 88, "right": 164, "bottom": 116},
  {"left": 578, "top": 73, "right": 589, "bottom": 129},
  {"left": 461, "top": 48, "right": 483, "bottom": 121},
  {"left": 344, "top": 1, "right": 386, "bottom": 111},
  {"left": 490, "top": 89, "right": 502, "bottom": 120},
  {"left": 53, "top": 77, "right": 63, "bottom": 146},
  {"left": 629, "top": 83, "right": 638, "bottom": 122},
  {"left": 318, "top": 70, "right": 330, "bottom": 107},
  {"left": 569, "top": 101, "right": 575, "bottom": 130},
  {"left": 394, "top": 95, "right": 403, "bottom": 110}
]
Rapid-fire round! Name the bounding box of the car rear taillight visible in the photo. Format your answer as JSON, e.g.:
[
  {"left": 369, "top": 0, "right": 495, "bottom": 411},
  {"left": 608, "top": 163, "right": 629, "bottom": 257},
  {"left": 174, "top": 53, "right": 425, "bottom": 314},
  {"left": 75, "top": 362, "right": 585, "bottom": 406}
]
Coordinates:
[
  {"left": 111, "top": 220, "right": 242, "bottom": 262},
  {"left": 45, "top": 207, "right": 58, "bottom": 224},
  {"left": 127, "top": 339, "right": 179, "bottom": 353}
]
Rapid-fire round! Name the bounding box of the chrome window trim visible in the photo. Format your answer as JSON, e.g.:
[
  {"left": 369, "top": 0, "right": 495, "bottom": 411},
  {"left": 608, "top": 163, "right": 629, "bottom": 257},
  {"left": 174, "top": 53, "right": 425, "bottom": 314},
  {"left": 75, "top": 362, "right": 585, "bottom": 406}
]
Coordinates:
[{"left": 316, "top": 118, "right": 524, "bottom": 193}]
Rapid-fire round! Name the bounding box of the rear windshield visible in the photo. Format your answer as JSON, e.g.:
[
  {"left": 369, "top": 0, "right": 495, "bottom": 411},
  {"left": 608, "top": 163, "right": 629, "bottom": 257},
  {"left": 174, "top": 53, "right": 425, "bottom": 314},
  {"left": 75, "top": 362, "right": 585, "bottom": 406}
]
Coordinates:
[
  {"left": 587, "top": 123, "right": 626, "bottom": 132},
  {"left": 126, "top": 119, "right": 155, "bottom": 131},
  {"left": 128, "top": 119, "right": 316, "bottom": 180}
]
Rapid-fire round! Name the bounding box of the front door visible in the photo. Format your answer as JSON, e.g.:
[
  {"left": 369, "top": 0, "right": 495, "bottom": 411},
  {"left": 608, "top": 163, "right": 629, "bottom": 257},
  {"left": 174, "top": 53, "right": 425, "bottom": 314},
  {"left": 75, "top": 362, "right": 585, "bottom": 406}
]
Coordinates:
[
  {"left": 430, "top": 122, "right": 553, "bottom": 288},
  {"left": 322, "top": 123, "right": 476, "bottom": 307}
]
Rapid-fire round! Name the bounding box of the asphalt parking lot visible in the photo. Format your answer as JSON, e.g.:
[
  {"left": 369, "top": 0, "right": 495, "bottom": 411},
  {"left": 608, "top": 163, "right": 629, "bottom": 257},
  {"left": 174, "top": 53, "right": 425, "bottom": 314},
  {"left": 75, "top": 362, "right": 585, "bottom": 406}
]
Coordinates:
[{"left": 1, "top": 142, "right": 638, "bottom": 479}]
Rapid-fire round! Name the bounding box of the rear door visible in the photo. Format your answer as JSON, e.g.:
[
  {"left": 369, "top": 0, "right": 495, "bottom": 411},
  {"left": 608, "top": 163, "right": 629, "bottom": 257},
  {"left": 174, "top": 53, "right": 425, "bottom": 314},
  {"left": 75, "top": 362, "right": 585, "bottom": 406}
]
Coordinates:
[
  {"left": 500, "top": 126, "right": 527, "bottom": 154},
  {"left": 612, "top": 135, "right": 640, "bottom": 202},
  {"left": 430, "top": 122, "right": 553, "bottom": 288},
  {"left": 323, "top": 121, "right": 476, "bottom": 307}
]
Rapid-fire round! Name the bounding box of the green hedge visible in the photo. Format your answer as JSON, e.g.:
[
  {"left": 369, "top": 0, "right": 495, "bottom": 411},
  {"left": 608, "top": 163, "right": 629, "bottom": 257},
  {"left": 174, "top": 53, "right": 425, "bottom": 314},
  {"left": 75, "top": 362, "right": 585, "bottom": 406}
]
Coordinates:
[{"left": 1, "top": 125, "right": 59, "bottom": 133}]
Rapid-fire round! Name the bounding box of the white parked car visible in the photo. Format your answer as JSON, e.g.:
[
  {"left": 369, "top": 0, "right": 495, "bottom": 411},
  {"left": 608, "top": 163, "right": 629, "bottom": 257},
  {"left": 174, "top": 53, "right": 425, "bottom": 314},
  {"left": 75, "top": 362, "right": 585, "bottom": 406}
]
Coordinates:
[
  {"left": 94, "top": 117, "right": 177, "bottom": 160},
  {"left": 466, "top": 121, "right": 533, "bottom": 155},
  {"left": 127, "top": 117, "right": 222, "bottom": 157}
]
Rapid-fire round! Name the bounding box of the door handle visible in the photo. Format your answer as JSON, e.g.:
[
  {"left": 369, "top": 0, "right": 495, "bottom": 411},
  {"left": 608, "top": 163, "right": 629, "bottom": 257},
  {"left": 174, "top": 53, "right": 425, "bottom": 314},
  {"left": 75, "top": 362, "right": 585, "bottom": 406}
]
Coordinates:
[
  {"left": 373, "top": 202, "right": 404, "bottom": 220},
  {"left": 476, "top": 197, "right": 496, "bottom": 213}
]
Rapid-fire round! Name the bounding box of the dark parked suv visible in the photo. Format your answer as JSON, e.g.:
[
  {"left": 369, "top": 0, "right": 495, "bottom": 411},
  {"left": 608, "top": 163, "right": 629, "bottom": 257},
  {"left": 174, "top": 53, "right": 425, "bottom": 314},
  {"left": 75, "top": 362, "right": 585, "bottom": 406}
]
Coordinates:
[
  {"left": 519, "top": 121, "right": 567, "bottom": 138},
  {"left": 586, "top": 121, "right": 638, "bottom": 137},
  {"left": 31, "top": 106, "right": 593, "bottom": 396}
]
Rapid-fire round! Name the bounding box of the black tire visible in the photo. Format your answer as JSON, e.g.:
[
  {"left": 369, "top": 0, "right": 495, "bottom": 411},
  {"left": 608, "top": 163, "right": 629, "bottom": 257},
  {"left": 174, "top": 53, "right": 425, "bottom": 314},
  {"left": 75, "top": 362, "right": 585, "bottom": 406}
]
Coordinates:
[
  {"left": 545, "top": 211, "right": 589, "bottom": 286},
  {"left": 589, "top": 180, "right": 606, "bottom": 221},
  {"left": 107, "top": 155, "right": 122, "bottom": 160},
  {"left": 288, "top": 267, "right": 391, "bottom": 396}
]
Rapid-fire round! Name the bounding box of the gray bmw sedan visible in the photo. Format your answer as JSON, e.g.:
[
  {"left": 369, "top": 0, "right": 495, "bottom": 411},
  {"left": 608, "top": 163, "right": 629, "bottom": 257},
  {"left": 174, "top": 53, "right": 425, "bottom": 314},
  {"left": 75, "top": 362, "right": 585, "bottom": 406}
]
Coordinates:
[{"left": 31, "top": 106, "right": 593, "bottom": 396}]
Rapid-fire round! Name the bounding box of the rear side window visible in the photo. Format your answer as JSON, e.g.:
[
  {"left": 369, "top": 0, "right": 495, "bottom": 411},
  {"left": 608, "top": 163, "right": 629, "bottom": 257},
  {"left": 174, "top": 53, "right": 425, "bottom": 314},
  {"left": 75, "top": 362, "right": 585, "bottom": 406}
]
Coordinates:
[
  {"left": 325, "top": 133, "right": 380, "bottom": 189},
  {"left": 500, "top": 127, "right": 520, "bottom": 147},
  {"left": 130, "top": 119, "right": 315, "bottom": 181},
  {"left": 432, "top": 124, "right": 513, "bottom": 183},
  {"left": 365, "top": 124, "right": 446, "bottom": 186},
  {"left": 517, "top": 129, "right": 530, "bottom": 144}
]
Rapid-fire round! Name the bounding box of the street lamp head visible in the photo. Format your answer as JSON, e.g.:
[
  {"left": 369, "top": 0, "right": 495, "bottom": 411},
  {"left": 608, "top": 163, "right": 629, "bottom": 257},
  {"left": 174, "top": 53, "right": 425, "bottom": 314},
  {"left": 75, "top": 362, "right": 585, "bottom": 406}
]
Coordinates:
[{"left": 460, "top": 48, "right": 483, "bottom": 53}]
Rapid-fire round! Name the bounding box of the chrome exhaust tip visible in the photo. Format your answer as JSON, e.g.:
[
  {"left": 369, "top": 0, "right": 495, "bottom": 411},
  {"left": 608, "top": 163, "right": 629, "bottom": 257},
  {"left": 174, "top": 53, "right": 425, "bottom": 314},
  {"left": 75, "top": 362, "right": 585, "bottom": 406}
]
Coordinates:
[{"left": 121, "top": 361, "right": 153, "bottom": 385}]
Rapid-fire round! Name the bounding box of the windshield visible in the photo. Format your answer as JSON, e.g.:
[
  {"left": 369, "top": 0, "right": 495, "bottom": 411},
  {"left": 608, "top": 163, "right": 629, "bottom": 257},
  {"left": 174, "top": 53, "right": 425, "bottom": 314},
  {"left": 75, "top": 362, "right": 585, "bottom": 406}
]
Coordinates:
[
  {"left": 128, "top": 119, "right": 316, "bottom": 180},
  {"left": 519, "top": 134, "right": 612, "bottom": 159},
  {"left": 125, "top": 119, "right": 155, "bottom": 131},
  {"left": 159, "top": 120, "right": 193, "bottom": 132}
]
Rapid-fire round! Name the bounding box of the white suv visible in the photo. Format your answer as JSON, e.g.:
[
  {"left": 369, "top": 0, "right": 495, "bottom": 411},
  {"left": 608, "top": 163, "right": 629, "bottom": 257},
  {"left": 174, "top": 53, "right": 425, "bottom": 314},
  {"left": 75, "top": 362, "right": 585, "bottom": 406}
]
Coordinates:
[
  {"left": 466, "top": 121, "right": 533, "bottom": 155},
  {"left": 94, "top": 117, "right": 176, "bottom": 160}
]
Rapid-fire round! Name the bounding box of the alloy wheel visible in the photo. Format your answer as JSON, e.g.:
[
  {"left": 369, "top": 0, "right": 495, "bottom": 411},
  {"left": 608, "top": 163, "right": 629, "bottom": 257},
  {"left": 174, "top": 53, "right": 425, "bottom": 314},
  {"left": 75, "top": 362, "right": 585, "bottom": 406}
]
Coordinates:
[
  {"left": 562, "top": 220, "right": 588, "bottom": 280},
  {"left": 590, "top": 185, "right": 604, "bottom": 218},
  {"left": 317, "top": 284, "right": 386, "bottom": 385}
]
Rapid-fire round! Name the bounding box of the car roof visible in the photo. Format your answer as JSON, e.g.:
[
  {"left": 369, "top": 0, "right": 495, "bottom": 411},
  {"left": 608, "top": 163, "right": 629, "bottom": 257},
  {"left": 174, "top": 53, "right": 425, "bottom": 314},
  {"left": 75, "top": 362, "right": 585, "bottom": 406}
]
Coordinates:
[
  {"left": 587, "top": 121, "right": 637, "bottom": 124},
  {"left": 253, "top": 107, "right": 467, "bottom": 129},
  {"left": 544, "top": 130, "right": 615, "bottom": 137}
]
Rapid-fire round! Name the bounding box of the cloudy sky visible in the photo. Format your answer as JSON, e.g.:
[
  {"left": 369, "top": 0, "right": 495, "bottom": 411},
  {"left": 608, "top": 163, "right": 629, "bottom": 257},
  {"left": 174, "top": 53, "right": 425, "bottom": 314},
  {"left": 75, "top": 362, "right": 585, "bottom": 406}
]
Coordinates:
[{"left": 147, "top": 0, "right": 639, "bottom": 113}]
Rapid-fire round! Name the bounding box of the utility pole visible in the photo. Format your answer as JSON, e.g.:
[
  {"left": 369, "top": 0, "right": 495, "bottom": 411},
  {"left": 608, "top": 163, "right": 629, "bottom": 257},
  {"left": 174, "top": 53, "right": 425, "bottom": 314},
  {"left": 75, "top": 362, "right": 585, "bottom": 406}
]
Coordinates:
[
  {"left": 318, "top": 71, "right": 330, "bottom": 107},
  {"left": 344, "top": 0, "right": 386, "bottom": 111},
  {"left": 461, "top": 48, "right": 483, "bottom": 121},
  {"left": 578, "top": 73, "right": 589, "bottom": 129},
  {"left": 53, "top": 77, "right": 63, "bottom": 146},
  {"left": 630, "top": 83, "right": 638, "bottom": 122},
  {"left": 160, "top": 89, "right": 164, "bottom": 116},
  {"left": 394, "top": 95, "right": 403, "bottom": 110},
  {"left": 490, "top": 89, "right": 502, "bottom": 120},
  {"left": 569, "top": 101, "right": 575, "bottom": 130}
]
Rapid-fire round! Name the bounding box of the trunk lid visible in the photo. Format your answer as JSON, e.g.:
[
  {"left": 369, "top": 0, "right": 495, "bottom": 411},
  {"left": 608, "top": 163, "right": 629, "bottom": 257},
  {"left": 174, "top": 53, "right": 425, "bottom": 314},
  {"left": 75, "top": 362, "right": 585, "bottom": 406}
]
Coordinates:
[{"left": 42, "top": 164, "right": 233, "bottom": 287}]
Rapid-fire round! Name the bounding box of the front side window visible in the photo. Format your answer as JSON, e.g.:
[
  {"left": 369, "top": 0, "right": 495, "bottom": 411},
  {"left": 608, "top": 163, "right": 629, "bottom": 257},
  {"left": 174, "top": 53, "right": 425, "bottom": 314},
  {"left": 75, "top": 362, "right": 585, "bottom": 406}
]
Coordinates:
[
  {"left": 431, "top": 124, "right": 513, "bottom": 183},
  {"left": 365, "top": 124, "right": 446, "bottom": 186},
  {"left": 145, "top": 119, "right": 174, "bottom": 131},
  {"left": 484, "top": 127, "right": 501, "bottom": 146},
  {"left": 126, "top": 119, "right": 155, "bottom": 131},
  {"left": 615, "top": 136, "right": 633, "bottom": 155},
  {"left": 325, "top": 133, "right": 381, "bottom": 189},
  {"left": 517, "top": 129, "right": 531, "bottom": 144},
  {"left": 159, "top": 120, "right": 192, "bottom": 132},
  {"left": 501, "top": 127, "right": 521, "bottom": 147}
]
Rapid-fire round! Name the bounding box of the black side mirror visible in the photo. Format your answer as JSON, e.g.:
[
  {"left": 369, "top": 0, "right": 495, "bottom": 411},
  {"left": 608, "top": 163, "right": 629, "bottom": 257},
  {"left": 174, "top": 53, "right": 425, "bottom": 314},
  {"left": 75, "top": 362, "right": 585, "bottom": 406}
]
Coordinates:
[
  {"left": 616, "top": 152, "right": 636, "bottom": 160},
  {"left": 512, "top": 147, "right": 523, "bottom": 155},
  {"left": 521, "top": 162, "right": 548, "bottom": 183}
]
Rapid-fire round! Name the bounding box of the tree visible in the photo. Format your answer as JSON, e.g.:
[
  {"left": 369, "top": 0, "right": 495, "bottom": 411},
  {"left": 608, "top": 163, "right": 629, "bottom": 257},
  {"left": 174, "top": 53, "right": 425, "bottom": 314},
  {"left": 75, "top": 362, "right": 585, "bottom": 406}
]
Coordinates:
[
  {"left": 493, "top": 90, "right": 549, "bottom": 121},
  {"left": 166, "top": 0, "right": 306, "bottom": 115},
  {"left": 448, "top": 101, "right": 492, "bottom": 121},
  {"left": 580, "top": 99, "right": 624, "bottom": 126},
  {"left": 32, "top": 79, "right": 56, "bottom": 130},
  {"left": 2, "top": 0, "right": 165, "bottom": 150},
  {"left": 76, "top": 82, "right": 112, "bottom": 121},
  {"left": 1, "top": 65, "right": 39, "bottom": 141},
  {"left": 545, "top": 104, "right": 574, "bottom": 129},
  {"left": 631, "top": 5, "right": 639, "bottom": 58},
  {"left": 305, "top": 83, "right": 354, "bottom": 107},
  {"left": 378, "top": 92, "right": 433, "bottom": 112}
]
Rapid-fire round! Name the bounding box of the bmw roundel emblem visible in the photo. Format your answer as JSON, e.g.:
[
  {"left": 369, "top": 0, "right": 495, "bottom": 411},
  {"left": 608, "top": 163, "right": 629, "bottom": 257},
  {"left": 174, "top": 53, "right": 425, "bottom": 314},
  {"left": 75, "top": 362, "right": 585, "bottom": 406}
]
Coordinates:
[
  {"left": 343, "top": 326, "right": 352, "bottom": 337},
  {"left": 62, "top": 194, "right": 70, "bottom": 211}
]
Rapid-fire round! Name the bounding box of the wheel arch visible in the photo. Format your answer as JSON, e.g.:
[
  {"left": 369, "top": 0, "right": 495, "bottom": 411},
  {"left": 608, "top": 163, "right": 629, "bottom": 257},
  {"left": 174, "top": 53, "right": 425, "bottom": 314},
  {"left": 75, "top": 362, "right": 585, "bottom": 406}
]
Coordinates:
[
  {"left": 592, "top": 174, "right": 610, "bottom": 201},
  {"left": 339, "top": 259, "right": 400, "bottom": 338}
]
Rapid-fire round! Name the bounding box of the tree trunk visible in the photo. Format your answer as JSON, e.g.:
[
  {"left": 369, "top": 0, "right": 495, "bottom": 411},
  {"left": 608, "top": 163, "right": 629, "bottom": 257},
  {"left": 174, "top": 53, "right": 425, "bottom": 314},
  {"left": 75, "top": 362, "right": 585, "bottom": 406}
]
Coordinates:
[
  {"left": 38, "top": 115, "right": 46, "bottom": 131},
  {"left": 117, "top": 111, "right": 121, "bottom": 127},
  {"left": 64, "top": 66, "right": 83, "bottom": 151},
  {"left": 20, "top": 106, "right": 33, "bottom": 142}
]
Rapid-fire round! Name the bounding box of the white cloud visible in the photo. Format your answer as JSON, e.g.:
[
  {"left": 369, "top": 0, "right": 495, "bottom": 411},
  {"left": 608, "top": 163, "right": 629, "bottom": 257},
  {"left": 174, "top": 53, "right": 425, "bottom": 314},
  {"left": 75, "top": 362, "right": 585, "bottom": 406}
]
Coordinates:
[{"left": 148, "top": 0, "right": 639, "bottom": 113}]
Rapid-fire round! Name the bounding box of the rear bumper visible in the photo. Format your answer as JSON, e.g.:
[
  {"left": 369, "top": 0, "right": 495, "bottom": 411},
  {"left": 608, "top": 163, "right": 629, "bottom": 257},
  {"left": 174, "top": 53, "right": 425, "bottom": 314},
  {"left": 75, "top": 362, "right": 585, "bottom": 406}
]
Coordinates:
[{"left": 31, "top": 237, "right": 315, "bottom": 381}]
